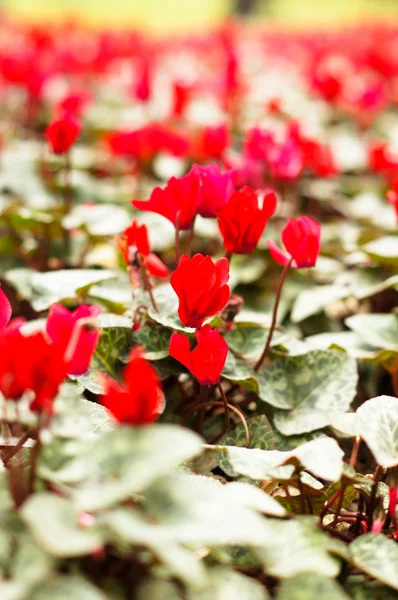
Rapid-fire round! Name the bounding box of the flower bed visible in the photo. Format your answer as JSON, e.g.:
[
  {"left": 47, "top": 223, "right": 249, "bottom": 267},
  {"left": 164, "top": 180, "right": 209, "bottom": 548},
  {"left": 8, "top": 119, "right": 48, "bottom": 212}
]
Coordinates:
[{"left": 0, "top": 17, "right": 397, "bottom": 599}]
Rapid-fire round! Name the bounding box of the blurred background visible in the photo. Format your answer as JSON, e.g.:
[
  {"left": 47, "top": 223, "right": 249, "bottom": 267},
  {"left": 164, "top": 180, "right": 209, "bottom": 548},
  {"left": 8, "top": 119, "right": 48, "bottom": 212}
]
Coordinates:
[{"left": 4, "top": 0, "right": 398, "bottom": 31}]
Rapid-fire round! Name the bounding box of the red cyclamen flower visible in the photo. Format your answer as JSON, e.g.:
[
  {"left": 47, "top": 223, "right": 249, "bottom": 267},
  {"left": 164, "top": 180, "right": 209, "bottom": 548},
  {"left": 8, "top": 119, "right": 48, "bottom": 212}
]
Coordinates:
[
  {"left": 132, "top": 172, "right": 199, "bottom": 230},
  {"left": 0, "top": 327, "right": 67, "bottom": 413},
  {"left": 45, "top": 112, "right": 81, "bottom": 155},
  {"left": 101, "top": 347, "right": 163, "bottom": 425},
  {"left": 191, "top": 163, "right": 235, "bottom": 218},
  {"left": 117, "top": 220, "right": 168, "bottom": 279},
  {"left": 46, "top": 304, "right": 101, "bottom": 376},
  {"left": 0, "top": 323, "right": 27, "bottom": 400},
  {"left": 170, "top": 254, "right": 230, "bottom": 329},
  {"left": 217, "top": 186, "right": 277, "bottom": 254},
  {"left": 194, "top": 124, "right": 230, "bottom": 161},
  {"left": 268, "top": 216, "right": 321, "bottom": 269},
  {"left": 169, "top": 325, "right": 228, "bottom": 385},
  {"left": 0, "top": 288, "right": 12, "bottom": 330}
]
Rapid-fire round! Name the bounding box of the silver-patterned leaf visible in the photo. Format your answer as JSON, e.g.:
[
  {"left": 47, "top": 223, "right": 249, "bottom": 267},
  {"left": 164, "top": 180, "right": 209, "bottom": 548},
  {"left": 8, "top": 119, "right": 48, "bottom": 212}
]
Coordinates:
[{"left": 356, "top": 396, "right": 398, "bottom": 467}]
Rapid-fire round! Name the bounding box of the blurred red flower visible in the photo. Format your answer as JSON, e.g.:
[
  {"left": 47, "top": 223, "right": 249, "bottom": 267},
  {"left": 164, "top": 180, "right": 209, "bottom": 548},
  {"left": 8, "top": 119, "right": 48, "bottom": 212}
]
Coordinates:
[
  {"left": 0, "top": 328, "right": 67, "bottom": 413},
  {"left": 133, "top": 172, "right": 200, "bottom": 230},
  {"left": 217, "top": 186, "right": 277, "bottom": 254},
  {"left": 102, "top": 347, "right": 163, "bottom": 425},
  {"left": 46, "top": 113, "right": 81, "bottom": 155},
  {"left": 194, "top": 124, "right": 230, "bottom": 161},
  {"left": 117, "top": 220, "right": 168, "bottom": 279}
]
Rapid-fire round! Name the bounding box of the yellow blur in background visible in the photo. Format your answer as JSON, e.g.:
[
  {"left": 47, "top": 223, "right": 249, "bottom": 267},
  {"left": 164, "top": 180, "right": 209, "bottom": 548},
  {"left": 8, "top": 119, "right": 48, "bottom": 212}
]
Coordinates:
[{"left": 4, "top": 0, "right": 398, "bottom": 31}]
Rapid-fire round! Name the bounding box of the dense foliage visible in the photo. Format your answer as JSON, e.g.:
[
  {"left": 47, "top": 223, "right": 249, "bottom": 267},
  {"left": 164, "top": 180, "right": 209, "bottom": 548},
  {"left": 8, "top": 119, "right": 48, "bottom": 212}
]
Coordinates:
[{"left": 0, "top": 16, "right": 397, "bottom": 600}]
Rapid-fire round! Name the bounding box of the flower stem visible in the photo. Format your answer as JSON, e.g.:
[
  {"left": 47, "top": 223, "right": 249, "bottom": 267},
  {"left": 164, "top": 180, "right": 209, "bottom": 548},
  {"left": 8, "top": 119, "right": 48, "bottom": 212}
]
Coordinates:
[
  {"left": 217, "top": 382, "right": 230, "bottom": 433},
  {"left": 331, "top": 483, "right": 346, "bottom": 526},
  {"left": 349, "top": 436, "right": 361, "bottom": 469},
  {"left": 354, "top": 495, "right": 365, "bottom": 536},
  {"left": 283, "top": 484, "right": 297, "bottom": 514},
  {"left": 197, "top": 385, "right": 210, "bottom": 434},
  {"left": 184, "top": 400, "right": 250, "bottom": 447},
  {"left": 3, "top": 430, "right": 32, "bottom": 467},
  {"left": 28, "top": 416, "right": 43, "bottom": 495},
  {"left": 224, "top": 249, "right": 232, "bottom": 261},
  {"left": 320, "top": 487, "right": 342, "bottom": 523},
  {"left": 368, "top": 466, "right": 383, "bottom": 531},
  {"left": 138, "top": 253, "right": 158, "bottom": 313},
  {"left": 254, "top": 258, "right": 292, "bottom": 372},
  {"left": 186, "top": 217, "right": 196, "bottom": 258},
  {"left": 62, "top": 151, "right": 73, "bottom": 261}
]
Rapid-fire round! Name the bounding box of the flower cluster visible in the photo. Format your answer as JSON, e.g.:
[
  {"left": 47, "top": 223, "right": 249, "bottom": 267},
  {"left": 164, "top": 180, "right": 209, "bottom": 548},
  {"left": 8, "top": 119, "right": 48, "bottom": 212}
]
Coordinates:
[{"left": 0, "top": 296, "right": 101, "bottom": 415}]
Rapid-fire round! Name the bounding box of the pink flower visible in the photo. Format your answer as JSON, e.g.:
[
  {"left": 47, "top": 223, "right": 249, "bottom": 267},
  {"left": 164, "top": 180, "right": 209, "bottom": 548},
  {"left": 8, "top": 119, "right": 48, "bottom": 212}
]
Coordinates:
[
  {"left": 0, "top": 288, "right": 12, "bottom": 330},
  {"left": 191, "top": 164, "right": 234, "bottom": 218},
  {"left": 46, "top": 304, "right": 101, "bottom": 376}
]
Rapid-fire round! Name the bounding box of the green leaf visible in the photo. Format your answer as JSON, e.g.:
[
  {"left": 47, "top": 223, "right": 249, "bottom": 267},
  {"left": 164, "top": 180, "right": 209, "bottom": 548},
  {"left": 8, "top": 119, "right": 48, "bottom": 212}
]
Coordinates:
[
  {"left": 89, "top": 275, "right": 132, "bottom": 313},
  {"left": 291, "top": 272, "right": 398, "bottom": 323},
  {"left": 362, "top": 236, "right": 398, "bottom": 265},
  {"left": 256, "top": 516, "right": 342, "bottom": 578},
  {"left": 291, "top": 283, "right": 348, "bottom": 323},
  {"left": 52, "top": 386, "right": 112, "bottom": 439},
  {"left": 136, "top": 581, "right": 182, "bottom": 600},
  {"left": 29, "top": 576, "right": 107, "bottom": 600},
  {"left": 345, "top": 576, "right": 398, "bottom": 600},
  {"left": 20, "top": 493, "right": 104, "bottom": 558},
  {"left": 275, "top": 573, "right": 350, "bottom": 600},
  {"left": 220, "top": 415, "right": 274, "bottom": 450},
  {"left": 356, "top": 395, "right": 398, "bottom": 467},
  {"left": 224, "top": 325, "right": 286, "bottom": 360},
  {"left": 257, "top": 350, "right": 358, "bottom": 435},
  {"left": 222, "top": 353, "right": 259, "bottom": 392},
  {"left": 143, "top": 544, "right": 206, "bottom": 589},
  {"left": 4, "top": 268, "right": 116, "bottom": 311},
  {"left": 306, "top": 331, "right": 374, "bottom": 358},
  {"left": 11, "top": 533, "right": 55, "bottom": 590},
  {"left": 352, "top": 477, "right": 390, "bottom": 510},
  {"left": 349, "top": 534, "right": 398, "bottom": 591},
  {"left": 189, "top": 567, "right": 271, "bottom": 599},
  {"left": 71, "top": 426, "right": 202, "bottom": 511},
  {"left": 229, "top": 255, "right": 267, "bottom": 288},
  {"left": 63, "top": 203, "right": 130, "bottom": 236},
  {"left": 222, "top": 481, "right": 287, "bottom": 517},
  {"left": 0, "top": 141, "right": 55, "bottom": 209},
  {"left": 127, "top": 325, "right": 172, "bottom": 361},
  {"left": 147, "top": 284, "right": 192, "bottom": 332},
  {"left": 345, "top": 314, "right": 398, "bottom": 352},
  {"left": 327, "top": 411, "right": 358, "bottom": 437},
  {"left": 217, "top": 437, "right": 344, "bottom": 481},
  {"left": 0, "top": 581, "right": 26, "bottom": 600},
  {"left": 91, "top": 324, "right": 133, "bottom": 377},
  {"left": 105, "top": 473, "right": 275, "bottom": 569}
]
